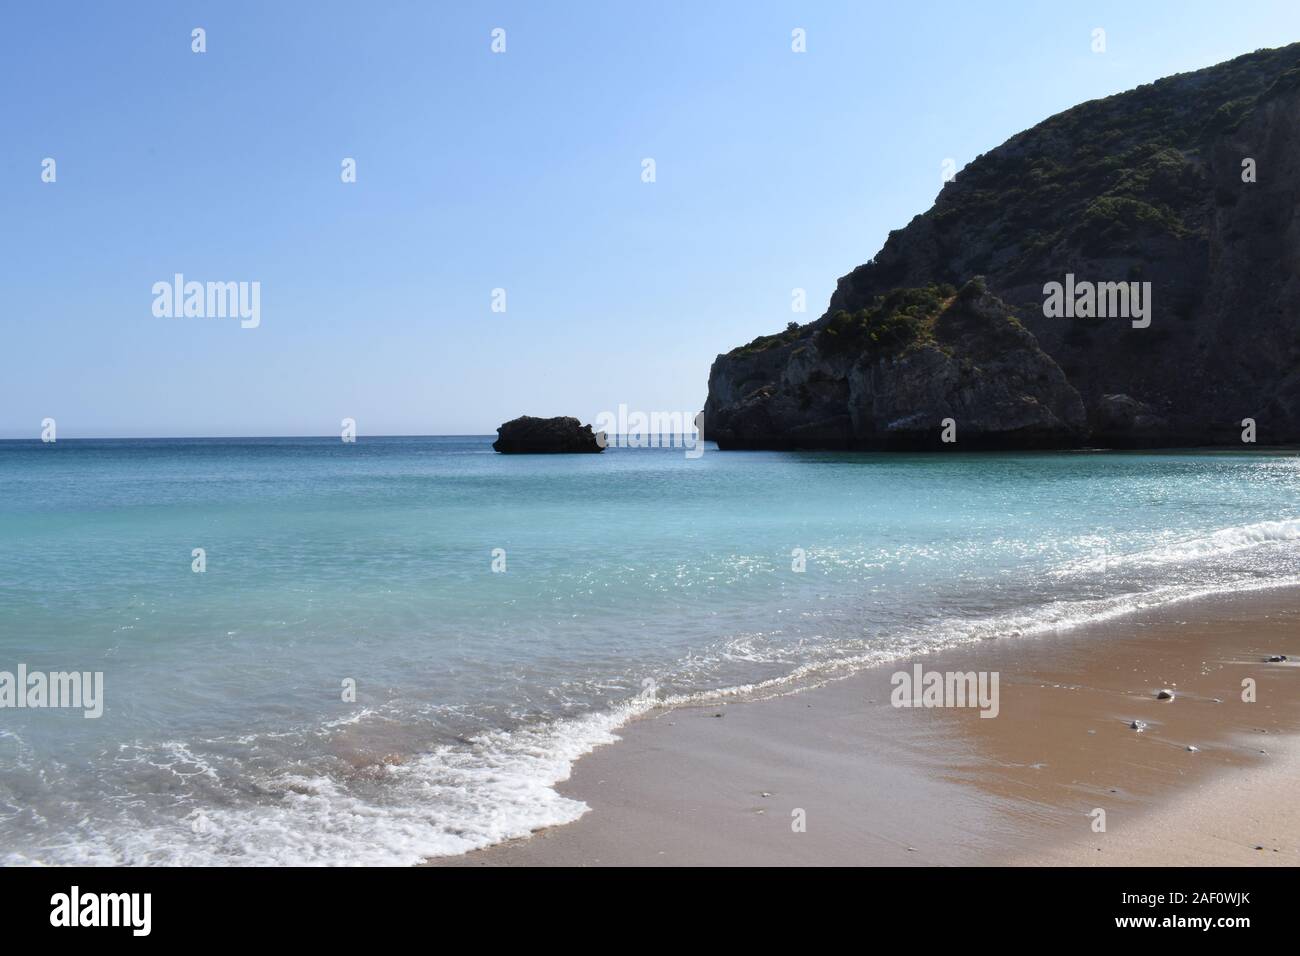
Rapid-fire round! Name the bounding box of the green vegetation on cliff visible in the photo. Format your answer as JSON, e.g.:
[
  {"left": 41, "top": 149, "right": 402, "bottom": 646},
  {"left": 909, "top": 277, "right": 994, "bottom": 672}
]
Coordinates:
[
  {"left": 814, "top": 285, "right": 954, "bottom": 358},
  {"left": 708, "top": 43, "right": 1300, "bottom": 450}
]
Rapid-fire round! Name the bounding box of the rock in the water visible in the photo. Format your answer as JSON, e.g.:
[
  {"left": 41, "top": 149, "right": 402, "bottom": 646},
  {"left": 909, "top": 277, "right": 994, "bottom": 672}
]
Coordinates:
[
  {"left": 1266, "top": 654, "right": 1288, "bottom": 662},
  {"left": 492, "top": 416, "right": 604, "bottom": 454},
  {"left": 1187, "top": 745, "right": 1200, "bottom": 752},
  {"left": 1156, "top": 689, "right": 1175, "bottom": 700},
  {"left": 1130, "top": 720, "right": 1147, "bottom": 731}
]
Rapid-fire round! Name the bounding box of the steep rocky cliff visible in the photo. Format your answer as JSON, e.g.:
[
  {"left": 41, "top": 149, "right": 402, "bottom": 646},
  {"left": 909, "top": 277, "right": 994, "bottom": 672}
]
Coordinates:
[{"left": 705, "top": 44, "right": 1300, "bottom": 449}]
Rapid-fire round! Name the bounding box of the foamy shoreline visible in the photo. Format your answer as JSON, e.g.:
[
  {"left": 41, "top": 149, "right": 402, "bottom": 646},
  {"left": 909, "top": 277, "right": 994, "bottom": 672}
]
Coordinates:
[{"left": 434, "top": 585, "right": 1300, "bottom": 866}]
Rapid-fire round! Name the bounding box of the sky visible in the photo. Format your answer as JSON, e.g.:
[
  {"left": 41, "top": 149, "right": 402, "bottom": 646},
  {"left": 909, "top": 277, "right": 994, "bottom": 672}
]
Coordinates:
[{"left": 3, "top": 1, "right": 1299, "bottom": 437}]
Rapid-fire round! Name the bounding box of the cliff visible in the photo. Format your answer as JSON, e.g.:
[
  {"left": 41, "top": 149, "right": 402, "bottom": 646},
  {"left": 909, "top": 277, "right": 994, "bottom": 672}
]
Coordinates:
[{"left": 705, "top": 44, "right": 1300, "bottom": 449}]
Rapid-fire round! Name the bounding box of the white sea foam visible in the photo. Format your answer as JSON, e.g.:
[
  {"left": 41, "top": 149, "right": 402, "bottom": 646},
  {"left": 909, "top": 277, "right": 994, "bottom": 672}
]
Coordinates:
[
  {"left": 8, "top": 695, "right": 661, "bottom": 867},
  {"left": 1055, "top": 517, "right": 1300, "bottom": 576},
  {"left": 14, "top": 516, "right": 1300, "bottom": 868}
]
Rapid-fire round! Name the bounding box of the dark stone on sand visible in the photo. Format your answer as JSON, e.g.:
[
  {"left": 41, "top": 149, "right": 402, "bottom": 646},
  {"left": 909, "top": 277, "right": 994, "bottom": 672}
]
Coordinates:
[
  {"left": 1156, "top": 689, "right": 1175, "bottom": 700},
  {"left": 492, "top": 416, "right": 604, "bottom": 454}
]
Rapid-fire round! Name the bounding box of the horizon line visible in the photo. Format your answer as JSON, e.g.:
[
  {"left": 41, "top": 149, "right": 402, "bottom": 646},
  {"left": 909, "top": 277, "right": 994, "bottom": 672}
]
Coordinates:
[
  {"left": 0, "top": 431, "right": 713, "bottom": 442},
  {"left": 0, "top": 433, "right": 495, "bottom": 442}
]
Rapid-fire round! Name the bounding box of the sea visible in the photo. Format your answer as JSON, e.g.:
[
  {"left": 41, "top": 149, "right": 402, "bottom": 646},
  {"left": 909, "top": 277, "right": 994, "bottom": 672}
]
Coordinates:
[{"left": 2, "top": 436, "right": 1298, "bottom": 864}]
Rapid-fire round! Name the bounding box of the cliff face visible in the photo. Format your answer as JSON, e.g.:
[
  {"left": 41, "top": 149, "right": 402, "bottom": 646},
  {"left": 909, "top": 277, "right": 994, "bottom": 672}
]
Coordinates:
[
  {"left": 706, "top": 280, "right": 1086, "bottom": 449},
  {"left": 705, "top": 44, "right": 1300, "bottom": 449}
]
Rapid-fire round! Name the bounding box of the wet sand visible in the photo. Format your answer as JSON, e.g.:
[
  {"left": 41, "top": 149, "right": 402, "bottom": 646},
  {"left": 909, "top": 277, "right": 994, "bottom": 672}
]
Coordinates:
[{"left": 433, "top": 586, "right": 1300, "bottom": 866}]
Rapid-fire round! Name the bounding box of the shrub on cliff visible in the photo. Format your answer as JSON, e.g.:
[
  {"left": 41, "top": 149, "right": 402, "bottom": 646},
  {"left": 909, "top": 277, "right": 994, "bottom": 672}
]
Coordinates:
[{"left": 814, "top": 284, "right": 953, "bottom": 358}]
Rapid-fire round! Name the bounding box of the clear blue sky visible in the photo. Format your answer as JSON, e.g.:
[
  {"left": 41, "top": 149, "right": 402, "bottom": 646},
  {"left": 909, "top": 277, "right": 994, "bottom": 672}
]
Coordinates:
[{"left": 3, "top": 1, "right": 1298, "bottom": 437}]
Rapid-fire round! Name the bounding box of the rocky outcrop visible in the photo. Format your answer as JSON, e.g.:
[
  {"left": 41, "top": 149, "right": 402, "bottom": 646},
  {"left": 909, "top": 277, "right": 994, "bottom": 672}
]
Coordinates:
[
  {"left": 493, "top": 416, "right": 604, "bottom": 453},
  {"left": 706, "top": 280, "right": 1086, "bottom": 449},
  {"left": 706, "top": 44, "right": 1300, "bottom": 449},
  {"left": 1091, "top": 394, "right": 1170, "bottom": 447}
]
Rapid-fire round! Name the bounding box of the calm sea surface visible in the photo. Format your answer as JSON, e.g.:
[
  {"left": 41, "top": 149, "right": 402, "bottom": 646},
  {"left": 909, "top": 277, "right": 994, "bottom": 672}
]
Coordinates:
[{"left": 2, "top": 437, "right": 1298, "bottom": 863}]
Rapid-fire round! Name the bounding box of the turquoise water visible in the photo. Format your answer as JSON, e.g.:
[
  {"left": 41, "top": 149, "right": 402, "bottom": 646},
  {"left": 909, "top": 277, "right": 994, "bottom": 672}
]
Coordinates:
[{"left": 2, "top": 437, "right": 1300, "bottom": 864}]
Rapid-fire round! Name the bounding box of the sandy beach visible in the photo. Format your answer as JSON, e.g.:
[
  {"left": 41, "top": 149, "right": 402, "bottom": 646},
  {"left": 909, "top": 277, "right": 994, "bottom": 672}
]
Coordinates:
[{"left": 435, "top": 586, "right": 1300, "bottom": 866}]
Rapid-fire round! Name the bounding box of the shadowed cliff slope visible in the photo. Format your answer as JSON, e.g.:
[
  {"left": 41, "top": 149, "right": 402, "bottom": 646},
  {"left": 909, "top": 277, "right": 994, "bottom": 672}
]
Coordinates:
[{"left": 706, "top": 43, "right": 1300, "bottom": 449}]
